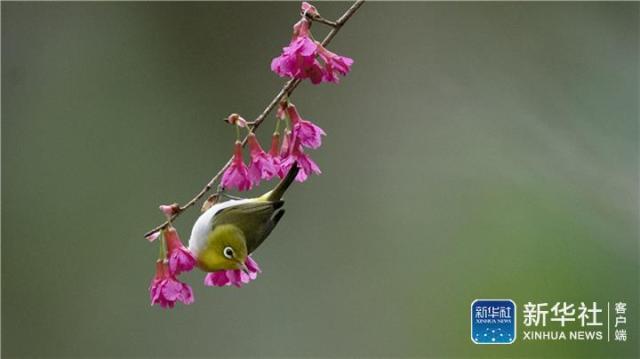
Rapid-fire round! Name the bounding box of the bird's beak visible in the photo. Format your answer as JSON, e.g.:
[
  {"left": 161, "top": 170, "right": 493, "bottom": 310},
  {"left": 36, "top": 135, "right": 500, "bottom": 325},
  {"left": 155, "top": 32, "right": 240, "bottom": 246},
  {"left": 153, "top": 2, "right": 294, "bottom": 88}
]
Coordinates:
[{"left": 238, "top": 262, "right": 250, "bottom": 274}]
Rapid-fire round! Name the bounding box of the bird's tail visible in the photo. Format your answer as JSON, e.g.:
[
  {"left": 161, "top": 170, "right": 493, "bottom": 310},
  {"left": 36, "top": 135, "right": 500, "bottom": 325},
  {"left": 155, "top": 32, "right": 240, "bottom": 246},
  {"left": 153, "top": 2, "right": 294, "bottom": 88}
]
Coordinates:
[{"left": 265, "top": 163, "right": 299, "bottom": 202}]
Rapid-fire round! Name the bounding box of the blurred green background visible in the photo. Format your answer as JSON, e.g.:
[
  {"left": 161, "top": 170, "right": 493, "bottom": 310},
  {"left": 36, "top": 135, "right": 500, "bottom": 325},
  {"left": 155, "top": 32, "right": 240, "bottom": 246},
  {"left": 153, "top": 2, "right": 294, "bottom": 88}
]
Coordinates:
[{"left": 2, "top": 2, "right": 638, "bottom": 358}]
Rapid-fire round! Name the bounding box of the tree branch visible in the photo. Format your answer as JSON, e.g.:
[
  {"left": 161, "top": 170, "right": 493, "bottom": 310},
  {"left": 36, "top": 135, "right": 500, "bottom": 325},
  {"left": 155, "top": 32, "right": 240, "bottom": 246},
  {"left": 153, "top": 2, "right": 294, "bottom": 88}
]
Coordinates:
[{"left": 144, "top": 0, "right": 365, "bottom": 239}]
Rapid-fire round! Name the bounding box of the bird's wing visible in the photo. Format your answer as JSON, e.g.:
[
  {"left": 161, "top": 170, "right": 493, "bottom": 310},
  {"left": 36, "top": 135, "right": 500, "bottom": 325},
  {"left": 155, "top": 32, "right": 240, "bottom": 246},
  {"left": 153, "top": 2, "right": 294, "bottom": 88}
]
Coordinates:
[{"left": 211, "top": 200, "right": 285, "bottom": 253}]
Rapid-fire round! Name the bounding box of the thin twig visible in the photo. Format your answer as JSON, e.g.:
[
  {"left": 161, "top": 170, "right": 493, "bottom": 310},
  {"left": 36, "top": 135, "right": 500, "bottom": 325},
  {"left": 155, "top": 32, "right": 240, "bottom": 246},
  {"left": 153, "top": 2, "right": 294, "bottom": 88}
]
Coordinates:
[
  {"left": 306, "top": 13, "right": 338, "bottom": 28},
  {"left": 144, "top": 0, "right": 365, "bottom": 238}
]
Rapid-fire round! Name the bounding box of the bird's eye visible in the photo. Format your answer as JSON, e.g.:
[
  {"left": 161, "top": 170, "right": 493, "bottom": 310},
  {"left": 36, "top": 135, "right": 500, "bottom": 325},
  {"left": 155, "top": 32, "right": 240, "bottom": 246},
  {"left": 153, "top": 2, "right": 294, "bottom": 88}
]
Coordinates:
[{"left": 223, "top": 246, "right": 234, "bottom": 259}]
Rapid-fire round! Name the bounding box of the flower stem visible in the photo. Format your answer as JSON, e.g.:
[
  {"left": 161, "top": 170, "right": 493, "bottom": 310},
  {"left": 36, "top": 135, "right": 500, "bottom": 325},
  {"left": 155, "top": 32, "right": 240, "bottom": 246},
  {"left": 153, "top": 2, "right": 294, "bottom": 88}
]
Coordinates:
[
  {"left": 274, "top": 116, "right": 281, "bottom": 134},
  {"left": 158, "top": 231, "right": 167, "bottom": 261}
]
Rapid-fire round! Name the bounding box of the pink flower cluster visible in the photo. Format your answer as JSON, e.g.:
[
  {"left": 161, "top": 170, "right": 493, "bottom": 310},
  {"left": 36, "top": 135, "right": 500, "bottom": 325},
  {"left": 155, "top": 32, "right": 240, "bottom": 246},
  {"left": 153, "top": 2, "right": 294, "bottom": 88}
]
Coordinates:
[
  {"left": 204, "top": 256, "right": 261, "bottom": 287},
  {"left": 148, "top": 223, "right": 197, "bottom": 309},
  {"left": 221, "top": 102, "right": 324, "bottom": 191},
  {"left": 271, "top": 5, "right": 354, "bottom": 84}
]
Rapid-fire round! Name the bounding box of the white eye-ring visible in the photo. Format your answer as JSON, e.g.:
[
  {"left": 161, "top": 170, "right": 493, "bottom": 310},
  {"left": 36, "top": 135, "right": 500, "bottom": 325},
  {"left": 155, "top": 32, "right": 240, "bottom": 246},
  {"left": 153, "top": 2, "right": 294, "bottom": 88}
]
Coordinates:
[{"left": 223, "top": 246, "right": 234, "bottom": 259}]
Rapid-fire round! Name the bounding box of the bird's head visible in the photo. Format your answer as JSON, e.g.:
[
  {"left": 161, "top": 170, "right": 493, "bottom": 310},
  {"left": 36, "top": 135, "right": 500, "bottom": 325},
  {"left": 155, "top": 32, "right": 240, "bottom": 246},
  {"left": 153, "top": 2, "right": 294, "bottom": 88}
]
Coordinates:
[{"left": 195, "top": 224, "right": 249, "bottom": 272}]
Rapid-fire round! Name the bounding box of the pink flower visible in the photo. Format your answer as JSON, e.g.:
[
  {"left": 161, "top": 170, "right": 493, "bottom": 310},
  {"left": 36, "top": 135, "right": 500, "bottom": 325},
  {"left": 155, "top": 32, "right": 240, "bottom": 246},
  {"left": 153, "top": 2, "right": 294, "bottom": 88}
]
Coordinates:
[
  {"left": 165, "top": 226, "right": 196, "bottom": 276},
  {"left": 281, "top": 138, "right": 321, "bottom": 182},
  {"left": 149, "top": 261, "right": 195, "bottom": 308},
  {"left": 158, "top": 203, "right": 180, "bottom": 218},
  {"left": 221, "top": 141, "right": 252, "bottom": 191},
  {"left": 271, "top": 19, "right": 318, "bottom": 79},
  {"left": 276, "top": 130, "right": 293, "bottom": 178},
  {"left": 268, "top": 132, "right": 286, "bottom": 178},
  {"left": 270, "top": 19, "right": 328, "bottom": 85},
  {"left": 204, "top": 256, "right": 262, "bottom": 288},
  {"left": 317, "top": 46, "right": 354, "bottom": 84},
  {"left": 247, "top": 133, "right": 278, "bottom": 186},
  {"left": 280, "top": 129, "right": 293, "bottom": 157},
  {"left": 287, "top": 104, "right": 325, "bottom": 149},
  {"left": 269, "top": 132, "right": 281, "bottom": 162},
  {"left": 271, "top": 17, "right": 353, "bottom": 84},
  {"left": 301, "top": 2, "right": 319, "bottom": 17}
]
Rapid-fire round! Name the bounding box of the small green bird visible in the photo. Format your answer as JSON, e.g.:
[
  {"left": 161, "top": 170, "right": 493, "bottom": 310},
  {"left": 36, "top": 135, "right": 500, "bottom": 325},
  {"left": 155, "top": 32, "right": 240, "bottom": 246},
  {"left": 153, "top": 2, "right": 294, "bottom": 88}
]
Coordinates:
[{"left": 188, "top": 164, "right": 299, "bottom": 273}]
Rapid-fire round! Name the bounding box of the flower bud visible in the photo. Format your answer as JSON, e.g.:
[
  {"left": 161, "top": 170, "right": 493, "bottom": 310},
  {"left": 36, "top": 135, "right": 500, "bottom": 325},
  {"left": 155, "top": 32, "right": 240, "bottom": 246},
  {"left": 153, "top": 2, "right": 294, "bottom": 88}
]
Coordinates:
[{"left": 225, "top": 113, "right": 248, "bottom": 127}]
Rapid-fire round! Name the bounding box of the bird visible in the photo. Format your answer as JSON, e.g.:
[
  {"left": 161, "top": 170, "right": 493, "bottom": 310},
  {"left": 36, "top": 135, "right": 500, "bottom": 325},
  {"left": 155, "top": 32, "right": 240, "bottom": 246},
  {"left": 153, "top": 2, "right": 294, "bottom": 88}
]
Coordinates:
[{"left": 188, "top": 163, "right": 299, "bottom": 273}]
